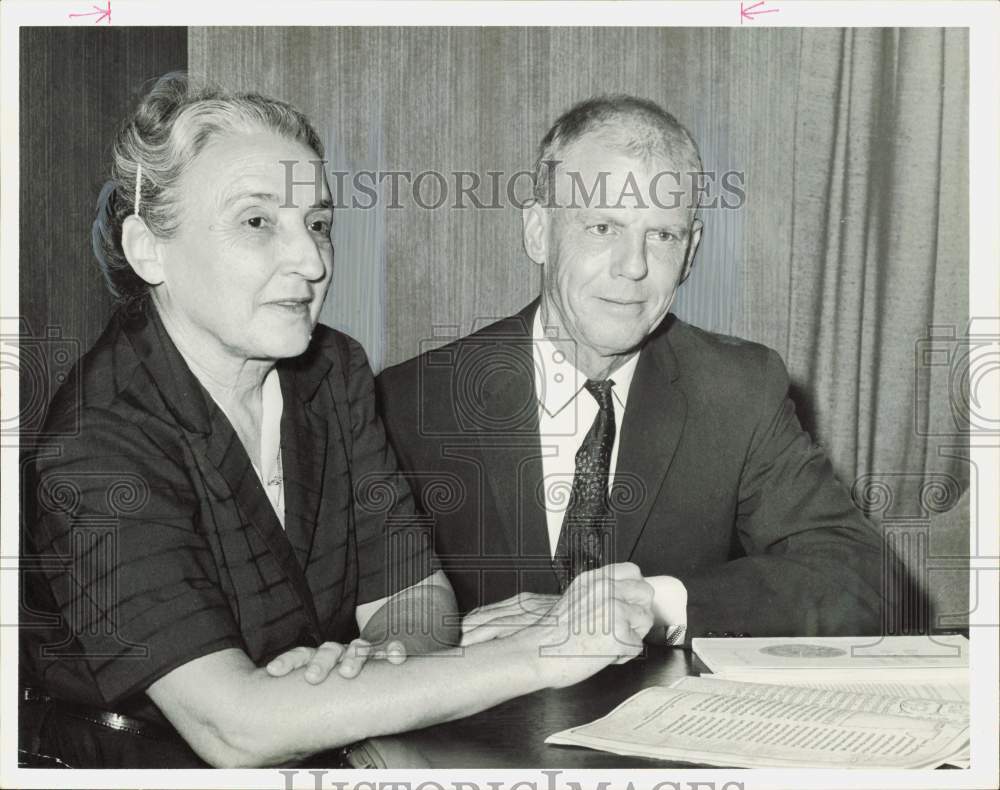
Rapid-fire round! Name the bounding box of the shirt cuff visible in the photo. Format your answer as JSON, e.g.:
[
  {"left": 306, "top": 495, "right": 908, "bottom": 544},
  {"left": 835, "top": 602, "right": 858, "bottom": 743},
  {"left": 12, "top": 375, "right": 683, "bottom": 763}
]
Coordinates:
[
  {"left": 648, "top": 575, "right": 688, "bottom": 624},
  {"left": 647, "top": 575, "right": 688, "bottom": 647},
  {"left": 664, "top": 624, "right": 687, "bottom": 646}
]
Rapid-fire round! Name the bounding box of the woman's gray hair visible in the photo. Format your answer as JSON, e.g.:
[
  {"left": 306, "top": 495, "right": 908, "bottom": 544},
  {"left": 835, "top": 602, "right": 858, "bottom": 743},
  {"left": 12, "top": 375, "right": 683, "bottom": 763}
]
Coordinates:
[{"left": 92, "top": 72, "right": 325, "bottom": 304}]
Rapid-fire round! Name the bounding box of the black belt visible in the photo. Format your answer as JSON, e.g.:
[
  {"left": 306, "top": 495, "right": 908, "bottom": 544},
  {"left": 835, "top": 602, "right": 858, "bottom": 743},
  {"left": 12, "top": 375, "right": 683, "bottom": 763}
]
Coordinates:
[
  {"left": 21, "top": 687, "right": 176, "bottom": 740},
  {"left": 22, "top": 686, "right": 355, "bottom": 766}
]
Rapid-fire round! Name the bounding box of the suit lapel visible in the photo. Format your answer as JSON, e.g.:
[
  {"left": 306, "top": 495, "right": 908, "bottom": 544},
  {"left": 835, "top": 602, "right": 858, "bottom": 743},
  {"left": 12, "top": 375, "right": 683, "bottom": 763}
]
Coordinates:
[
  {"left": 613, "top": 318, "right": 687, "bottom": 565},
  {"left": 473, "top": 305, "right": 549, "bottom": 563}
]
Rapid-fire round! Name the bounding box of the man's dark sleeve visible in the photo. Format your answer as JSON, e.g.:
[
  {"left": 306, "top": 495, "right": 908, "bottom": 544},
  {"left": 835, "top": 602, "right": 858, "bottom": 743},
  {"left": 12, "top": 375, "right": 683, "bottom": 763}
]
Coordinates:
[{"left": 679, "top": 349, "right": 895, "bottom": 638}]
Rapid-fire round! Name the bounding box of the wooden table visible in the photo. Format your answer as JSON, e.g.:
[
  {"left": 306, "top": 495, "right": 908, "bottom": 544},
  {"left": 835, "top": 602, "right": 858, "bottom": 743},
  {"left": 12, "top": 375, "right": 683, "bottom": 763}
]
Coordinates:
[{"left": 368, "top": 646, "right": 711, "bottom": 768}]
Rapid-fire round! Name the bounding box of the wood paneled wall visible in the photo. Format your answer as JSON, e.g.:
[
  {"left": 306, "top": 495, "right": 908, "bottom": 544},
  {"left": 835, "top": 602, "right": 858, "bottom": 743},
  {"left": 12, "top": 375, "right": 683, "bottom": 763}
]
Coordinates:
[{"left": 191, "top": 27, "right": 798, "bottom": 370}]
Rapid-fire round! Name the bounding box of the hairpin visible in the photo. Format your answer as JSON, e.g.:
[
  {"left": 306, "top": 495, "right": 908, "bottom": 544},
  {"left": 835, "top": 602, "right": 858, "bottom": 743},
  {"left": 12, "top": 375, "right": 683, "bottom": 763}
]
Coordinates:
[{"left": 134, "top": 162, "right": 142, "bottom": 215}]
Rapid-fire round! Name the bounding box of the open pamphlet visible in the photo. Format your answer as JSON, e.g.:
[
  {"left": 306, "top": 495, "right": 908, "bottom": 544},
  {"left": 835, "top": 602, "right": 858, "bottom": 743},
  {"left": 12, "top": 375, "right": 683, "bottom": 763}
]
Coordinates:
[
  {"left": 546, "top": 675, "right": 969, "bottom": 768},
  {"left": 547, "top": 636, "right": 970, "bottom": 768}
]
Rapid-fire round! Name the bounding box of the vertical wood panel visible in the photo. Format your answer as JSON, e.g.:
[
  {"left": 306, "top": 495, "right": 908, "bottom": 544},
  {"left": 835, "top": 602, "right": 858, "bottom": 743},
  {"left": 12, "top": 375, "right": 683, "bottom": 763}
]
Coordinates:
[{"left": 19, "top": 28, "right": 187, "bottom": 427}]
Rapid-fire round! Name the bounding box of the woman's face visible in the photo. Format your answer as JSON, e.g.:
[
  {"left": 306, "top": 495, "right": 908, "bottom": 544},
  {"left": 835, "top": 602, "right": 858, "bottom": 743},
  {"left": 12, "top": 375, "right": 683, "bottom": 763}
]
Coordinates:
[{"left": 154, "top": 130, "right": 333, "bottom": 364}]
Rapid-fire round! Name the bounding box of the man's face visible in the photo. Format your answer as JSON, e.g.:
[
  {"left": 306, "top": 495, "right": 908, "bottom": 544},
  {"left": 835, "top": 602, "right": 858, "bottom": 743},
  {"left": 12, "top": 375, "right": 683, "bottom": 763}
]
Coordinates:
[{"left": 525, "top": 136, "right": 702, "bottom": 374}]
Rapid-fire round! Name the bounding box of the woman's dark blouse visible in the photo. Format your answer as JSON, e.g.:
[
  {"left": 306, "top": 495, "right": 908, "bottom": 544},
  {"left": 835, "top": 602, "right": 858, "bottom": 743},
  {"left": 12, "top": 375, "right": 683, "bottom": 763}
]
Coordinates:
[{"left": 21, "top": 304, "right": 435, "bottom": 727}]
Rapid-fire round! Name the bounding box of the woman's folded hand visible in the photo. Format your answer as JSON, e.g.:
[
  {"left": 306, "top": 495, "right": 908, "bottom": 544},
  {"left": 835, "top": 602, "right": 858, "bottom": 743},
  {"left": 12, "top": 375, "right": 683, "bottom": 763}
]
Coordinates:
[{"left": 265, "top": 638, "right": 407, "bottom": 684}]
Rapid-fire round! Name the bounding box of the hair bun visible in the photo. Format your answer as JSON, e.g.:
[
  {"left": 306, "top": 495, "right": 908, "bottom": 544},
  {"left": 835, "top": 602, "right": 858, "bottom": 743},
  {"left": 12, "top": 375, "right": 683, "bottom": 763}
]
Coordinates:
[{"left": 92, "top": 180, "right": 147, "bottom": 302}]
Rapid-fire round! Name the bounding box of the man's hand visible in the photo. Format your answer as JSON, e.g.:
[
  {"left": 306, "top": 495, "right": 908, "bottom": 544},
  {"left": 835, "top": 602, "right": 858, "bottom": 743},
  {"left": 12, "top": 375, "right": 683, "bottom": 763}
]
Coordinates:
[
  {"left": 265, "top": 638, "right": 406, "bottom": 684},
  {"left": 517, "top": 562, "right": 655, "bottom": 689},
  {"left": 460, "top": 592, "right": 562, "bottom": 646}
]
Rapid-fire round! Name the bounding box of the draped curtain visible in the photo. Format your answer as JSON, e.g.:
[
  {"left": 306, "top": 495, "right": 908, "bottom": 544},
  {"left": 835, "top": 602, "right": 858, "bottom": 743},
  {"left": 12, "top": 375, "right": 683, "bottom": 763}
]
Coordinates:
[
  {"left": 746, "top": 28, "right": 970, "bottom": 630},
  {"left": 761, "top": 29, "right": 969, "bottom": 517}
]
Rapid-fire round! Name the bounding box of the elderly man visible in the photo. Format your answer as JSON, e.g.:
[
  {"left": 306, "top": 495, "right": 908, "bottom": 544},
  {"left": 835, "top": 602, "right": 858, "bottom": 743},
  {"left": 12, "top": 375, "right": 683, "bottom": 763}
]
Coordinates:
[{"left": 376, "top": 95, "right": 887, "bottom": 646}]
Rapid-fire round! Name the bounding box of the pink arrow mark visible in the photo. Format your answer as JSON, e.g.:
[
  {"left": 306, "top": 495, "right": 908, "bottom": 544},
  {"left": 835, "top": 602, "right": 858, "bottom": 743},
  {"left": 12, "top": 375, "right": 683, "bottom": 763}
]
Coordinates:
[
  {"left": 740, "top": 1, "right": 779, "bottom": 22},
  {"left": 69, "top": 1, "right": 111, "bottom": 24}
]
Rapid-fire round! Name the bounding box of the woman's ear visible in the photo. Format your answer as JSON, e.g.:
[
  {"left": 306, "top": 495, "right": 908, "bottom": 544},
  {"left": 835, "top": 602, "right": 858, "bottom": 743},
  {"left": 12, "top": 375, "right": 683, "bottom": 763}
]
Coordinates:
[
  {"left": 121, "top": 215, "right": 164, "bottom": 286},
  {"left": 521, "top": 200, "right": 550, "bottom": 266}
]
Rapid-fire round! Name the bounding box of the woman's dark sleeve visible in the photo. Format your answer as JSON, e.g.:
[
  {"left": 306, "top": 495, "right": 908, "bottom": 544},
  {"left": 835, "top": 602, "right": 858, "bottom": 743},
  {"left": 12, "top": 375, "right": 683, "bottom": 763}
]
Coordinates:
[
  {"left": 336, "top": 336, "right": 440, "bottom": 605},
  {"left": 28, "top": 407, "right": 244, "bottom": 706}
]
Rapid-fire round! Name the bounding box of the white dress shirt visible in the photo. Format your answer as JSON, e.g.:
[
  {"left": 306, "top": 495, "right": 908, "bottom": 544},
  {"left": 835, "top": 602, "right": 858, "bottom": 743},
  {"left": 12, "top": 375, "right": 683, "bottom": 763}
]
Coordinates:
[
  {"left": 531, "top": 310, "right": 687, "bottom": 640},
  {"left": 531, "top": 311, "right": 639, "bottom": 558},
  {"left": 255, "top": 367, "right": 285, "bottom": 528}
]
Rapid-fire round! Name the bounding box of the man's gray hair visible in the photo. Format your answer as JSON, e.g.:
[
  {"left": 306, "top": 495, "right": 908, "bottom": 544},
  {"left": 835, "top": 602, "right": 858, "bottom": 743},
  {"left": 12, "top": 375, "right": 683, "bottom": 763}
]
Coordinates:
[{"left": 532, "top": 94, "right": 702, "bottom": 206}]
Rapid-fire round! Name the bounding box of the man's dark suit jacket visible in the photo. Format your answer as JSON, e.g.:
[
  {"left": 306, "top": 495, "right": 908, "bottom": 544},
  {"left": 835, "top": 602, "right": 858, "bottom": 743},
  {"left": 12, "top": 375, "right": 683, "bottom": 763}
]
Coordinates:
[
  {"left": 376, "top": 301, "right": 886, "bottom": 639},
  {"left": 21, "top": 303, "right": 431, "bottom": 764}
]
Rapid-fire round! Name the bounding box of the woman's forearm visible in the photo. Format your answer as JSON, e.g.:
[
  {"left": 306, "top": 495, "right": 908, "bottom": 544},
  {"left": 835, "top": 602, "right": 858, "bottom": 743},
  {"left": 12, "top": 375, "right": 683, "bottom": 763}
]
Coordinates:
[
  {"left": 150, "top": 637, "right": 545, "bottom": 767},
  {"left": 148, "top": 564, "right": 651, "bottom": 767}
]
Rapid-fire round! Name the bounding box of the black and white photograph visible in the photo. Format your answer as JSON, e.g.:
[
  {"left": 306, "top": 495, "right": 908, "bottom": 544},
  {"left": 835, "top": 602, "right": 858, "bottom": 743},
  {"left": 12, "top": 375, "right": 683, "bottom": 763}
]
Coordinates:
[{"left": 1, "top": 2, "right": 997, "bottom": 788}]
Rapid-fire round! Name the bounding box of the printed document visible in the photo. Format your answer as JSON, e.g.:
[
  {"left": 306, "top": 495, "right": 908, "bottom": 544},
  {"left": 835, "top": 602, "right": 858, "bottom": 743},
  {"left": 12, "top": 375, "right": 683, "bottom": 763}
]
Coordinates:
[{"left": 546, "top": 675, "right": 969, "bottom": 768}]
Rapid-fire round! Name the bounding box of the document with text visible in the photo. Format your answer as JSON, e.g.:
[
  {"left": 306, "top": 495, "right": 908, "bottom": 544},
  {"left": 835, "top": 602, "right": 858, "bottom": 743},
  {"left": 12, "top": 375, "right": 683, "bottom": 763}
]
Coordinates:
[
  {"left": 546, "top": 675, "right": 969, "bottom": 768},
  {"left": 700, "top": 670, "right": 969, "bottom": 702}
]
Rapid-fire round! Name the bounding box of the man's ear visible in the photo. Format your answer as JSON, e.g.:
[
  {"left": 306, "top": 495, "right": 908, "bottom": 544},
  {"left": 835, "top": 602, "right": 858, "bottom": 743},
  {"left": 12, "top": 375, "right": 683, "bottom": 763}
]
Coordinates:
[
  {"left": 680, "top": 217, "right": 703, "bottom": 284},
  {"left": 521, "top": 200, "right": 549, "bottom": 266},
  {"left": 121, "top": 215, "right": 164, "bottom": 286}
]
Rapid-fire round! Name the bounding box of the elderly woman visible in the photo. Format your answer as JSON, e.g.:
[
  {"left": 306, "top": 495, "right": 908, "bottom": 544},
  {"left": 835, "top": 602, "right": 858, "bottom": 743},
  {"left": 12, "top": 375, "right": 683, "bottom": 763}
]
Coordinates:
[{"left": 19, "top": 74, "right": 653, "bottom": 768}]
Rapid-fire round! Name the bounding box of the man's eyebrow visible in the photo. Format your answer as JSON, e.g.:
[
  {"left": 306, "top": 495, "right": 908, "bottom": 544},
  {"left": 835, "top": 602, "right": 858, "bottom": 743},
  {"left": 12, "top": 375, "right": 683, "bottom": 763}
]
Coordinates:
[
  {"left": 574, "top": 210, "right": 688, "bottom": 233},
  {"left": 576, "top": 209, "right": 620, "bottom": 221},
  {"left": 310, "top": 197, "right": 335, "bottom": 210},
  {"left": 653, "top": 222, "right": 690, "bottom": 233}
]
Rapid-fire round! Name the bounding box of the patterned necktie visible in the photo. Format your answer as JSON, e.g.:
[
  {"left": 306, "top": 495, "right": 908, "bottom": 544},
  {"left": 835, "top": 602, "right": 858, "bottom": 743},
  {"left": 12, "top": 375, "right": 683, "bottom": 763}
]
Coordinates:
[{"left": 553, "top": 378, "right": 616, "bottom": 591}]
